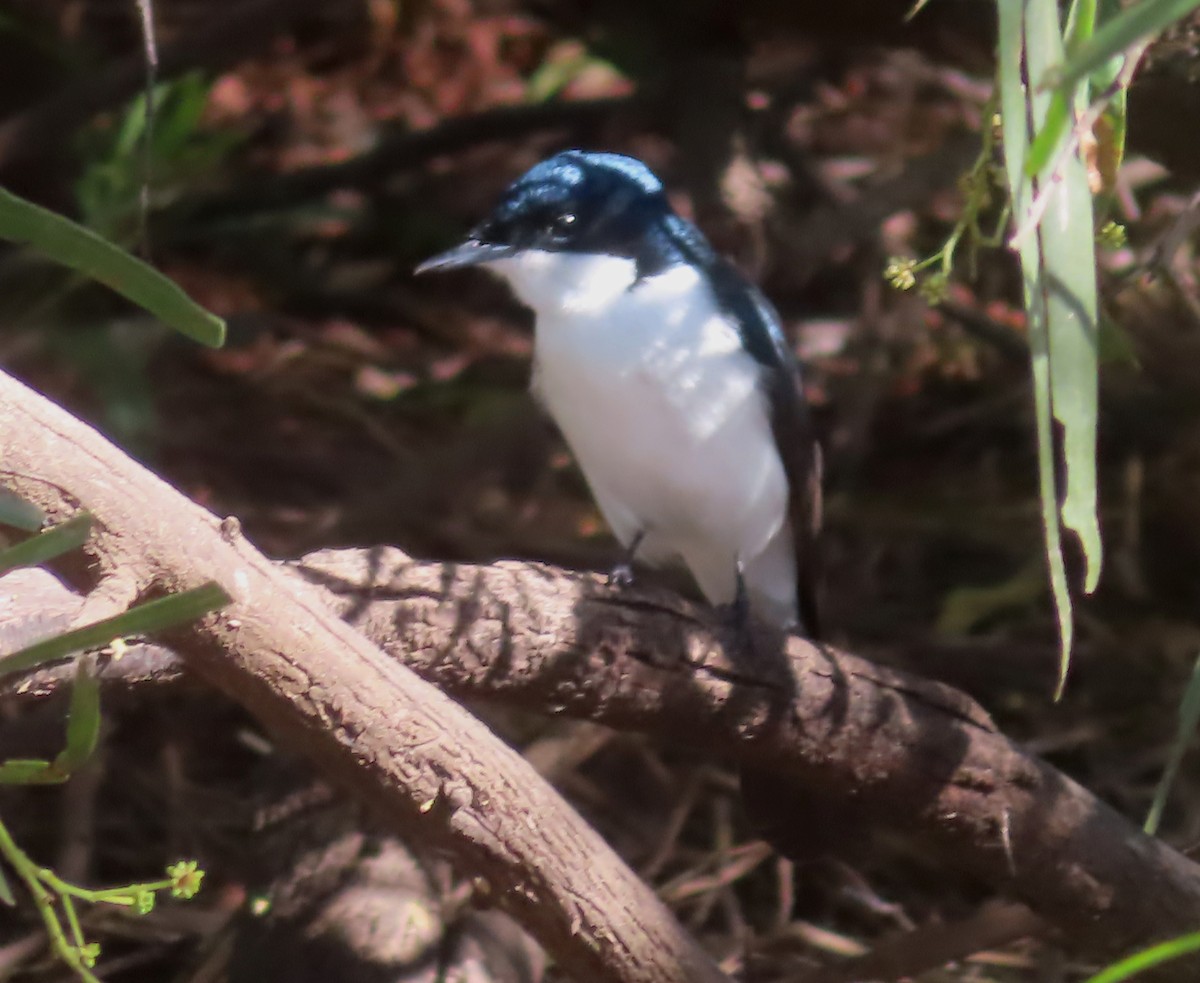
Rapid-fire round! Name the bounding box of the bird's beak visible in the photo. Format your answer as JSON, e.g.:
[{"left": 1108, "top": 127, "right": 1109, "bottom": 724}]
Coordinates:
[{"left": 414, "top": 239, "right": 516, "bottom": 275}]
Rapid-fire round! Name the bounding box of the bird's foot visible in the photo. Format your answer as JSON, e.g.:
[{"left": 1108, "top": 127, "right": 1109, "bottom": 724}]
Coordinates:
[
  {"left": 717, "top": 564, "right": 760, "bottom": 664},
  {"left": 716, "top": 603, "right": 759, "bottom": 666},
  {"left": 607, "top": 561, "right": 636, "bottom": 589},
  {"left": 607, "top": 530, "right": 645, "bottom": 589}
]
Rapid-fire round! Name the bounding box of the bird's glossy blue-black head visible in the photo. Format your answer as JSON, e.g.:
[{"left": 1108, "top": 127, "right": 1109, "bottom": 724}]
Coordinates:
[{"left": 416, "top": 151, "right": 678, "bottom": 274}]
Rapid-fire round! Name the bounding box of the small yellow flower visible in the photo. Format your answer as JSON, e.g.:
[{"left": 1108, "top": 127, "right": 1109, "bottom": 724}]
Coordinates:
[
  {"left": 885, "top": 258, "right": 918, "bottom": 291},
  {"left": 166, "top": 860, "right": 204, "bottom": 900}
]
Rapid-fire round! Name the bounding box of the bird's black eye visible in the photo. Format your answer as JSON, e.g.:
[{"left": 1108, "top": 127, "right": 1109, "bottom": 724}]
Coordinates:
[{"left": 549, "top": 213, "right": 577, "bottom": 239}]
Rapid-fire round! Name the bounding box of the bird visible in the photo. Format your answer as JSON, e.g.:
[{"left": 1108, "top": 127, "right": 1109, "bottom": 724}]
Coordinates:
[{"left": 416, "top": 149, "right": 821, "bottom": 636}]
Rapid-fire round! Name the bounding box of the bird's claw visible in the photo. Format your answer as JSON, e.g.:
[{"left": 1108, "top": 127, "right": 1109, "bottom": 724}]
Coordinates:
[{"left": 607, "top": 562, "right": 635, "bottom": 588}]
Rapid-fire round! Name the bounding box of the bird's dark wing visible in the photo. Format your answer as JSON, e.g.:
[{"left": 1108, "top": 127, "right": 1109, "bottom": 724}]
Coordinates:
[
  {"left": 707, "top": 259, "right": 823, "bottom": 638},
  {"left": 642, "top": 213, "right": 822, "bottom": 635}
]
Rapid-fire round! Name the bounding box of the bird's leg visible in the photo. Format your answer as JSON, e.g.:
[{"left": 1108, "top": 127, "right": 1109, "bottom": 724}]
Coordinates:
[
  {"left": 714, "top": 560, "right": 751, "bottom": 626},
  {"left": 607, "top": 529, "right": 645, "bottom": 588},
  {"left": 732, "top": 561, "right": 751, "bottom": 633},
  {"left": 719, "top": 559, "right": 759, "bottom": 666}
]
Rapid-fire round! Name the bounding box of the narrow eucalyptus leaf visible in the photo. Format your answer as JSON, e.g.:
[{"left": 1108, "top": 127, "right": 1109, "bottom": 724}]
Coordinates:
[
  {"left": 999, "top": 0, "right": 1102, "bottom": 695},
  {"left": 0, "top": 759, "right": 58, "bottom": 785},
  {"left": 1033, "top": 0, "right": 1103, "bottom": 693},
  {"left": 0, "top": 582, "right": 230, "bottom": 678},
  {"left": 996, "top": 0, "right": 1031, "bottom": 209},
  {"left": 1082, "top": 930, "right": 1200, "bottom": 983},
  {"left": 1026, "top": 10, "right": 1103, "bottom": 606},
  {"left": 1024, "top": 89, "right": 1070, "bottom": 176},
  {"left": 1064, "top": 0, "right": 1098, "bottom": 46},
  {"left": 1145, "top": 653, "right": 1200, "bottom": 835},
  {"left": 1031, "top": 296, "right": 1077, "bottom": 698},
  {"left": 103, "top": 582, "right": 232, "bottom": 638},
  {"left": 57, "top": 657, "right": 102, "bottom": 775},
  {"left": 1045, "top": 0, "right": 1200, "bottom": 93},
  {"left": 0, "top": 186, "right": 226, "bottom": 347},
  {"left": 0, "top": 514, "right": 93, "bottom": 576},
  {"left": 0, "top": 491, "right": 43, "bottom": 532}
]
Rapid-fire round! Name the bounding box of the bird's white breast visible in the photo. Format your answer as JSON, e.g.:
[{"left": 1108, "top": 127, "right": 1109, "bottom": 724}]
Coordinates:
[{"left": 488, "top": 249, "right": 796, "bottom": 621}]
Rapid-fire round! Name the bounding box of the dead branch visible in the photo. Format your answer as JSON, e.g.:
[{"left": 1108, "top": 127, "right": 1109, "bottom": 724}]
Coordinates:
[{"left": 0, "top": 368, "right": 729, "bottom": 983}]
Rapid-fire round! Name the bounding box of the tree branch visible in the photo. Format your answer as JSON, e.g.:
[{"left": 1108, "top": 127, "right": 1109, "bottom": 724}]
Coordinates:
[
  {"left": 5, "top": 362, "right": 1200, "bottom": 976},
  {"left": 0, "top": 368, "right": 729, "bottom": 983},
  {"left": 293, "top": 548, "right": 1200, "bottom": 968}
]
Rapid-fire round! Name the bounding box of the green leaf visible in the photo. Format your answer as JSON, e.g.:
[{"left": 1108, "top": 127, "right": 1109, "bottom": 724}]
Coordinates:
[
  {"left": 936, "top": 559, "right": 1045, "bottom": 636},
  {"left": 0, "top": 659, "right": 103, "bottom": 785},
  {"left": 0, "top": 859, "right": 14, "bottom": 906},
  {"left": 54, "top": 657, "right": 101, "bottom": 777},
  {"left": 1145, "top": 653, "right": 1200, "bottom": 835},
  {"left": 0, "top": 491, "right": 44, "bottom": 532},
  {"left": 1000, "top": 0, "right": 1104, "bottom": 697},
  {"left": 999, "top": 1, "right": 1073, "bottom": 694},
  {"left": 1024, "top": 0, "right": 1097, "bottom": 176},
  {"left": 0, "top": 514, "right": 92, "bottom": 576},
  {"left": 1064, "top": 0, "right": 1100, "bottom": 47},
  {"left": 1082, "top": 930, "right": 1200, "bottom": 983},
  {"left": 524, "top": 47, "right": 623, "bottom": 103},
  {"left": 1028, "top": 0, "right": 1150, "bottom": 186},
  {"left": 0, "top": 759, "right": 55, "bottom": 784},
  {"left": 1024, "top": 88, "right": 1070, "bottom": 177},
  {"left": 1044, "top": 0, "right": 1200, "bottom": 94},
  {"left": 997, "top": 2, "right": 1029, "bottom": 222},
  {"left": 1029, "top": 25, "right": 1103, "bottom": 605},
  {"left": 0, "top": 185, "right": 225, "bottom": 347},
  {"left": 1101, "top": 82, "right": 1128, "bottom": 170},
  {"left": 0, "top": 581, "right": 230, "bottom": 678}
]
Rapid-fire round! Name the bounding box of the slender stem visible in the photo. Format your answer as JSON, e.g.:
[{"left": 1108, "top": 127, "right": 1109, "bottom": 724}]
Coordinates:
[
  {"left": 61, "top": 894, "right": 85, "bottom": 949},
  {"left": 0, "top": 816, "right": 100, "bottom": 982},
  {"left": 0, "top": 813, "right": 170, "bottom": 982}
]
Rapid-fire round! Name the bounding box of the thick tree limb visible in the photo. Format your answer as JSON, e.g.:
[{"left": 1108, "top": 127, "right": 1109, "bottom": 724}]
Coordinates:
[
  {"left": 0, "top": 369, "right": 729, "bottom": 983},
  {"left": 294, "top": 547, "right": 1200, "bottom": 969},
  {"left": 6, "top": 363, "right": 1200, "bottom": 977},
  {"left": 13, "top": 550, "right": 1200, "bottom": 972}
]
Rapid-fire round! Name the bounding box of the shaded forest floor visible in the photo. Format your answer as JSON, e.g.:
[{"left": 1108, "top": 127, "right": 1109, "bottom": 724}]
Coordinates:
[{"left": 3, "top": 1, "right": 1200, "bottom": 980}]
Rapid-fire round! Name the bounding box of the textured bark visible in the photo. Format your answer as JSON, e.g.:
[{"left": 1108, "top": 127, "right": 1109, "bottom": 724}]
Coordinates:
[
  {"left": 6, "top": 362, "right": 1200, "bottom": 977},
  {"left": 0, "top": 368, "right": 728, "bottom": 983},
  {"left": 296, "top": 547, "right": 1200, "bottom": 967}
]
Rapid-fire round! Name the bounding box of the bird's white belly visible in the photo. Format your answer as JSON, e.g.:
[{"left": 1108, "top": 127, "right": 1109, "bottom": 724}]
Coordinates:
[{"left": 526, "top": 260, "right": 791, "bottom": 608}]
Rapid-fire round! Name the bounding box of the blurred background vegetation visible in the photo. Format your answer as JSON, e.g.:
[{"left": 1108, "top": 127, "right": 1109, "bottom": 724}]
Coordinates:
[{"left": 5, "top": 0, "right": 1200, "bottom": 980}]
